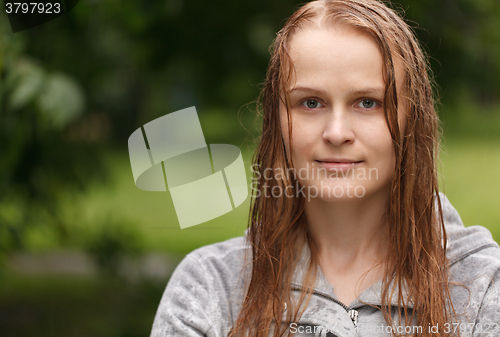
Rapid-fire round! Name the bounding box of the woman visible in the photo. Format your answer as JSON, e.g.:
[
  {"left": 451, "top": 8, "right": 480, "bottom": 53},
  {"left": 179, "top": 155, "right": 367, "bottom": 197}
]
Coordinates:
[{"left": 151, "top": 0, "right": 500, "bottom": 336}]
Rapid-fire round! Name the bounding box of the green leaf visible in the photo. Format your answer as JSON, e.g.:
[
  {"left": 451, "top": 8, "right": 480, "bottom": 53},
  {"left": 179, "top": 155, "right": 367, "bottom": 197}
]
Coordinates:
[
  {"left": 8, "top": 59, "right": 45, "bottom": 110},
  {"left": 37, "top": 73, "right": 85, "bottom": 128}
]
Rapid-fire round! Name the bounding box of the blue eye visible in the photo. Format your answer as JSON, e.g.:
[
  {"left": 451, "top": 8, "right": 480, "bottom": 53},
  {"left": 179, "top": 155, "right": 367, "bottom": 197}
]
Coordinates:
[
  {"left": 302, "top": 100, "right": 323, "bottom": 109},
  {"left": 358, "top": 99, "right": 378, "bottom": 109}
]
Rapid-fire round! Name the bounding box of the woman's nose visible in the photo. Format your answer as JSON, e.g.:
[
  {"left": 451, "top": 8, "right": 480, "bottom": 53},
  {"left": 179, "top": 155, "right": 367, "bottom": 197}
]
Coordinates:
[{"left": 321, "top": 107, "right": 355, "bottom": 147}]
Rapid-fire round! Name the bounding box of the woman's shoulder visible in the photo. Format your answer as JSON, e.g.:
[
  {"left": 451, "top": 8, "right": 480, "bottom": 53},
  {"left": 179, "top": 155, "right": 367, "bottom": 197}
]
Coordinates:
[
  {"left": 150, "top": 234, "right": 250, "bottom": 337},
  {"left": 446, "top": 216, "right": 500, "bottom": 293},
  {"left": 169, "top": 232, "right": 251, "bottom": 292},
  {"left": 441, "top": 193, "right": 500, "bottom": 268},
  {"left": 184, "top": 233, "right": 250, "bottom": 271},
  {"left": 441, "top": 194, "right": 500, "bottom": 328}
]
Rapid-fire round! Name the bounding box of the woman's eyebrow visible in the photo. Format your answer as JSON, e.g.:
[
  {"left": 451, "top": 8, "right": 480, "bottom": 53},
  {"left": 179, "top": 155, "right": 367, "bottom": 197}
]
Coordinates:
[
  {"left": 349, "top": 87, "right": 385, "bottom": 96},
  {"left": 288, "top": 87, "right": 327, "bottom": 95}
]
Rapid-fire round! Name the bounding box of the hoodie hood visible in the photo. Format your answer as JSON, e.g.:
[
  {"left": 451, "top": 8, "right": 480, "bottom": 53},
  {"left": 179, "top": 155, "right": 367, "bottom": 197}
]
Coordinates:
[{"left": 441, "top": 193, "right": 499, "bottom": 265}]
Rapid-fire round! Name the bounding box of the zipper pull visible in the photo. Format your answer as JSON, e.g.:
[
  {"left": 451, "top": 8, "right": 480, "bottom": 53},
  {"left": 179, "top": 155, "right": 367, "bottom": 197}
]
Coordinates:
[{"left": 348, "top": 309, "right": 358, "bottom": 333}]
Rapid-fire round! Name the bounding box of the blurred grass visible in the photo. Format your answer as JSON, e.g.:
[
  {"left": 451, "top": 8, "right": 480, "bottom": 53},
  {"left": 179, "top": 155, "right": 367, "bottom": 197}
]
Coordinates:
[{"left": 439, "top": 137, "right": 500, "bottom": 241}]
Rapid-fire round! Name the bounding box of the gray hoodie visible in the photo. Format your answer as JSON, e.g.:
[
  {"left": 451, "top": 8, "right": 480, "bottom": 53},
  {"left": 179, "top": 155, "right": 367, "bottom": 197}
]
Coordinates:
[{"left": 151, "top": 195, "right": 500, "bottom": 336}]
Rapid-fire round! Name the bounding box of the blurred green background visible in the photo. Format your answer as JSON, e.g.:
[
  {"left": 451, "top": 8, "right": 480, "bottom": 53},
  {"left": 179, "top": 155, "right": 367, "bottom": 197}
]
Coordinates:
[{"left": 1, "top": 1, "right": 500, "bottom": 336}]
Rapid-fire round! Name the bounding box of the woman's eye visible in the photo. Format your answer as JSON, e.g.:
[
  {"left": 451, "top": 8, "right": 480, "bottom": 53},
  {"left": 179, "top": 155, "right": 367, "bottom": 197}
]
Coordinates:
[
  {"left": 302, "top": 99, "right": 323, "bottom": 109},
  {"left": 358, "top": 99, "right": 378, "bottom": 109}
]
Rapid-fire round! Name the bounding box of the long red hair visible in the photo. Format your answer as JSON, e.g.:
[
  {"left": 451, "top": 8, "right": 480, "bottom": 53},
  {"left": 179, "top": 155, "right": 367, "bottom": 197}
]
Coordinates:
[{"left": 230, "top": 1, "right": 456, "bottom": 336}]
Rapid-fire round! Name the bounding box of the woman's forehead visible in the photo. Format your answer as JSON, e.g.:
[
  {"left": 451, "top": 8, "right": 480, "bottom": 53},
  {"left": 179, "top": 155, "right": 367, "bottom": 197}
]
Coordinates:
[
  {"left": 286, "top": 26, "right": 383, "bottom": 86},
  {"left": 283, "top": 25, "right": 406, "bottom": 96}
]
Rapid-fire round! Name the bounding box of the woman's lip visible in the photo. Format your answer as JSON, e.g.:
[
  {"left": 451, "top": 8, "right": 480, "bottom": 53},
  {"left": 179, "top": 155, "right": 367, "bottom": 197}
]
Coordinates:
[
  {"left": 316, "top": 158, "right": 362, "bottom": 163},
  {"left": 315, "top": 160, "right": 363, "bottom": 171},
  {"left": 315, "top": 160, "right": 363, "bottom": 164}
]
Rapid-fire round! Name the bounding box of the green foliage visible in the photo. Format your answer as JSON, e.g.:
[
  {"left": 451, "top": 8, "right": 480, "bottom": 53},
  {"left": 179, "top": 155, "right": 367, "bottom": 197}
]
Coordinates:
[
  {"left": 0, "top": 17, "right": 106, "bottom": 261},
  {"left": 397, "top": 0, "right": 500, "bottom": 103},
  {"left": 5, "top": 57, "right": 85, "bottom": 128}
]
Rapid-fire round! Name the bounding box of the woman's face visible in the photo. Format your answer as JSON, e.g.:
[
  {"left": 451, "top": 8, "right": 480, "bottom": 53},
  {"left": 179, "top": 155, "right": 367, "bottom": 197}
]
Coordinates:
[{"left": 280, "top": 25, "right": 405, "bottom": 203}]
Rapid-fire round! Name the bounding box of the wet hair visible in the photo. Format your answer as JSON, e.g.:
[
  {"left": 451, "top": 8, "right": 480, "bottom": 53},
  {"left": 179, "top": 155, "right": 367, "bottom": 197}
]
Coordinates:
[{"left": 230, "top": 1, "right": 456, "bottom": 336}]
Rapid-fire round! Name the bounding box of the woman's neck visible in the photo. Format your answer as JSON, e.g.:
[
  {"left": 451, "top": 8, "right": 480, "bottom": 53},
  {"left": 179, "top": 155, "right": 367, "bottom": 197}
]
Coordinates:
[{"left": 304, "top": 185, "right": 391, "bottom": 269}]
